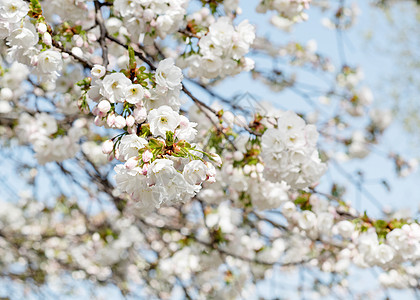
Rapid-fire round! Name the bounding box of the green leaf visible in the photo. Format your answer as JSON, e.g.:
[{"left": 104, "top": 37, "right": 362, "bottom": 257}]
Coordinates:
[
  {"left": 373, "top": 220, "right": 388, "bottom": 230},
  {"left": 128, "top": 46, "right": 136, "bottom": 70},
  {"left": 166, "top": 131, "right": 174, "bottom": 146}
]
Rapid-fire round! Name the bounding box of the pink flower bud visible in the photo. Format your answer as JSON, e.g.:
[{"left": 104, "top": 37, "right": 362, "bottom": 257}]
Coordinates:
[
  {"left": 98, "top": 100, "right": 111, "bottom": 113},
  {"left": 106, "top": 113, "right": 116, "bottom": 127},
  {"left": 101, "top": 139, "right": 114, "bottom": 154},
  {"left": 210, "top": 153, "right": 222, "bottom": 167},
  {"left": 73, "top": 35, "right": 84, "bottom": 47},
  {"left": 114, "top": 115, "right": 126, "bottom": 129},
  {"left": 114, "top": 148, "right": 120, "bottom": 160},
  {"left": 87, "top": 32, "right": 97, "bottom": 42},
  {"left": 42, "top": 32, "right": 52, "bottom": 46},
  {"left": 133, "top": 107, "right": 147, "bottom": 123},
  {"left": 92, "top": 106, "right": 100, "bottom": 116},
  {"left": 36, "top": 23, "right": 47, "bottom": 34},
  {"left": 142, "top": 164, "right": 149, "bottom": 175},
  {"left": 142, "top": 150, "right": 153, "bottom": 163},
  {"left": 125, "top": 157, "right": 138, "bottom": 169},
  {"left": 71, "top": 47, "right": 83, "bottom": 57},
  {"left": 94, "top": 116, "right": 104, "bottom": 126},
  {"left": 126, "top": 115, "right": 135, "bottom": 127},
  {"left": 127, "top": 126, "right": 136, "bottom": 134}
]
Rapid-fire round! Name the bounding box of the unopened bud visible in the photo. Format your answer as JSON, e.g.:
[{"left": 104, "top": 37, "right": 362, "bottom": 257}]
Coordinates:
[
  {"left": 126, "top": 115, "right": 135, "bottom": 127},
  {"left": 98, "top": 100, "right": 111, "bottom": 113},
  {"left": 42, "top": 32, "right": 52, "bottom": 46},
  {"left": 142, "top": 150, "right": 153, "bottom": 163},
  {"left": 101, "top": 139, "right": 114, "bottom": 154},
  {"left": 36, "top": 23, "right": 47, "bottom": 34},
  {"left": 114, "top": 115, "right": 126, "bottom": 129}
]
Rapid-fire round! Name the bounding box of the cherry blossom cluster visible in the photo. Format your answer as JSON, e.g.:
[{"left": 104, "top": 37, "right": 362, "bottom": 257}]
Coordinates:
[
  {"left": 82, "top": 58, "right": 219, "bottom": 208},
  {"left": 261, "top": 110, "right": 327, "bottom": 189},
  {"left": 276, "top": 194, "right": 420, "bottom": 275},
  {"left": 113, "top": 0, "right": 188, "bottom": 42},
  {"left": 355, "top": 224, "right": 420, "bottom": 267},
  {"left": 113, "top": 133, "right": 217, "bottom": 210},
  {"left": 178, "top": 17, "right": 255, "bottom": 79},
  {"left": 88, "top": 58, "right": 188, "bottom": 130},
  {"left": 17, "top": 113, "right": 83, "bottom": 164},
  {"left": 198, "top": 148, "right": 291, "bottom": 210},
  {"left": 1, "top": 0, "right": 64, "bottom": 86},
  {"left": 257, "top": 0, "right": 311, "bottom": 31}
]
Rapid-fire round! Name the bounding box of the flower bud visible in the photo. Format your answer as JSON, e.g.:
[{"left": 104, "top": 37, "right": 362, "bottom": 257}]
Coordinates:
[
  {"left": 126, "top": 115, "right": 135, "bottom": 127},
  {"left": 71, "top": 47, "right": 83, "bottom": 57},
  {"left": 142, "top": 164, "right": 149, "bottom": 175},
  {"left": 42, "top": 32, "right": 52, "bottom": 46},
  {"left": 98, "top": 100, "right": 111, "bottom": 113},
  {"left": 36, "top": 23, "right": 47, "bottom": 34},
  {"left": 101, "top": 140, "right": 114, "bottom": 154},
  {"left": 233, "top": 151, "right": 244, "bottom": 161},
  {"left": 133, "top": 107, "right": 147, "bottom": 123},
  {"left": 125, "top": 157, "right": 138, "bottom": 169},
  {"left": 114, "top": 115, "right": 126, "bottom": 129},
  {"left": 106, "top": 113, "right": 116, "bottom": 127},
  {"left": 94, "top": 116, "right": 104, "bottom": 126},
  {"left": 243, "top": 165, "right": 252, "bottom": 175},
  {"left": 0, "top": 88, "right": 13, "bottom": 101},
  {"left": 210, "top": 153, "right": 222, "bottom": 166},
  {"left": 142, "top": 150, "right": 153, "bottom": 163},
  {"left": 73, "top": 35, "right": 84, "bottom": 47}
]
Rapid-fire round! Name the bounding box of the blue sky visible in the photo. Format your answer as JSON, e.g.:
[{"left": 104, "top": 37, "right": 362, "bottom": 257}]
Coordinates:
[{"left": 185, "top": 0, "right": 420, "bottom": 218}]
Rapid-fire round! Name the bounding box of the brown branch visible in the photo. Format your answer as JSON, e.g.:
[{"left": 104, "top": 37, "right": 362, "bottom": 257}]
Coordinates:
[
  {"left": 105, "top": 34, "right": 157, "bottom": 71},
  {"left": 52, "top": 39, "right": 94, "bottom": 69}
]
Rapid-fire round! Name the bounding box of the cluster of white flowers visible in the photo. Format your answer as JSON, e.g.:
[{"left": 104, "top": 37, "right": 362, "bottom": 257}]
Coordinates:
[
  {"left": 321, "top": 3, "right": 360, "bottom": 31},
  {"left": 260, "top": 110, "right": 326, "bottom": 189},
  {"left": 178, "top": 17, "right": 255, "bottom": 79},
  {"left": 42, "top": 0, "right": 88, "bottom": 23},
  {"left": 113, "top": 0, "right": 188, "bottom": 42},
  {"left": 355, "top": 224, "right": 420, "bottom": 267},
  {"left": 354, "top": 223, "right": 417, "bottom": 269},
  {"left": 85, "top": 59, "right": 218, "bottom": 209},
  {"left": 199, "top": 159, "right": 291, "bottom": 210},
  {"left": 279, "top": 195, "right": 420, "bottom": 275},
  {"left": 256, "top": 0, "right": 311, "bottom": 31},
  {"left": 0, "top": 0, "right": 29, "bottom": 39},
  {"left": 185, "top": 7, "right": 215, "bottom": 31},
  {"left": 89, "top": 58, "right": 187, "bottom": 131},
  {"left": 114, "top": 140, "right": 216, "bottom": 210},
  {"left": 17, "top": 113, "right": 82, "bottom": 164},
  {"left": 347, "top": 130, "right": 370, "bottom": 159},
  {"left": 369, "top": 108, "right": 393, "bottom": 132},
  {"left": 1, "top": 0, "right": 63, "bottom": 84},
  {"left": 0, "top": 62, "right": 29, "bottom": 113}
]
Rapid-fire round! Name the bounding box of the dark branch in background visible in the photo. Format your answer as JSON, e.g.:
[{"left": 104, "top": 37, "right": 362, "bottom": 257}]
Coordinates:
[
  {"left": 94, "top": 0, "right": 109, "bottom": 68},
  {"left": 52, "top": 39, "right": 94, "bottom": 69},
  {"left": 105, "top": 34, "right": 157, "bottom": 70}
]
